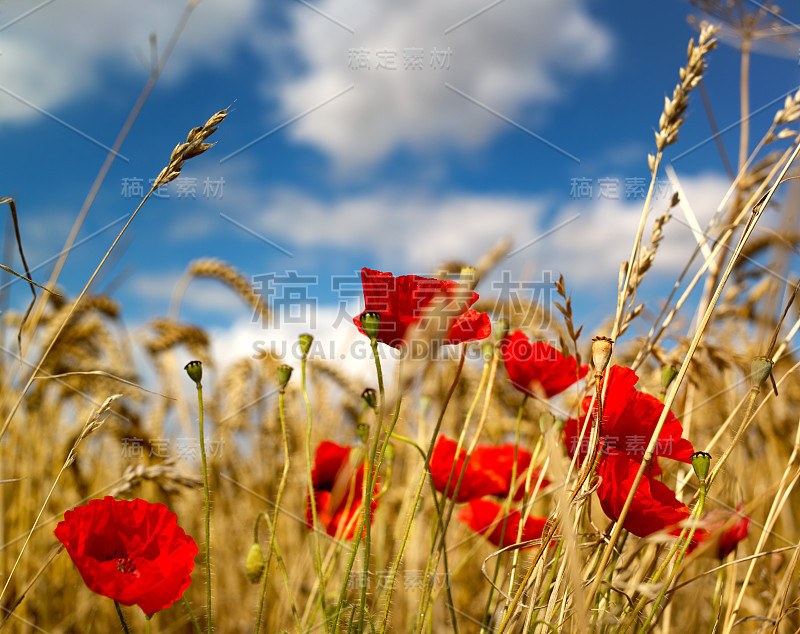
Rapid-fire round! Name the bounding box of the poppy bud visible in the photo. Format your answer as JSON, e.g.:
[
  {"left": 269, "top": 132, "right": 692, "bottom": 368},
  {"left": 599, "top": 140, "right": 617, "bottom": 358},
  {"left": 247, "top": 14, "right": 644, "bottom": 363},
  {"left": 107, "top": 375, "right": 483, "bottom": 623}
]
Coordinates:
[
  {"left": 184, "top": 360, "right": 203, "bottom": 385},
  {"left": 357, "top": 423, "right": 369, "bottom": 444},
  {"left": 591, "top": 336, "right": 614, "bottom": 373},
  {"left": 495, "top": 319, "right": 509, "bottom": 341},
  {"left": 384, "top": 443, "right": 395, "bottom": 466},
  {"left": 460, "top": 266, "right": 477, "bottom": 288},
  {"left": 277, "top": 365, "right": 293, "bottom": 391},
  {"left": 691, "top": 451, "right": 711, "bottom": 483},
  {"left": 298, "top": 334, "right": 314, "bottom": 359},
  {"left": 661, "top": 365, "right": 677, "bottom": 392},
  {"left": 360, "top": 312, "right": 381, "bottom": 342},
  {"left": 539, "top": 412, "right": 555, "bottom": 434},
  {"left": 481, "top": 342, "right": 494, "bottom": 362},
  {"left": 750, "top": 356, "right": 773, "bottom": 389},
  {"left": 245, "top": 542, "right": 265, "bottom": 583},
  {"left": 361, "top": 388, "right": 378, "bottom": 410}
]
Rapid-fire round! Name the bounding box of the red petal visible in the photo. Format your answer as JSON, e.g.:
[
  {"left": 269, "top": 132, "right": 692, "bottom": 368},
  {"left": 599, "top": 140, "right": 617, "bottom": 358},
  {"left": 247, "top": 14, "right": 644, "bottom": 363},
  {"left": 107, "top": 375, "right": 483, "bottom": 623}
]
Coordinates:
[
  {"left": 354, "top": 268, "right": 490, "bottom": 349},
  {"left": 306, "top": 441, "right": 380, "bottom": 539},
  {"left": 583, "top": 366, "right": 694, "bottom": 464},
  {"left": 457, "top": 499, "right": 547, "bottom": 549},
  {"left": 595, "top": 449, "right": 691, "bottom": 538},
  {"left": 430, "top": 436, "right": 546, "bottom": 502},
  {"left": 501, "top": 331, "right": 587, "bottom": 398}
]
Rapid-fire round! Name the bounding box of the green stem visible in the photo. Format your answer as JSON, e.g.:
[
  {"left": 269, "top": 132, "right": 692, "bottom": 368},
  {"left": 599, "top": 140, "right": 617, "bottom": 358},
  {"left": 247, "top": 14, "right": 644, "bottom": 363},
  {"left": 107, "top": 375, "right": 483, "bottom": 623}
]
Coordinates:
[
  {"left": 114, "top": 601, "right": 131, "bottom": 634},
  {"left": 182, "top": 597, "right": 203, "bottom": 634},
  {"left": 480, "top": 395, "right": 527, "bottom": 630},
  {"left": 709, "top": 567, "right": 724, "bottom": 634},
  {"left": 145, "top": 615, "right": 152, "bottom": 634},
  {"left": 259, "top": 510, "right": 302, "bottom": 630},
  {"left": 302, "top": 353, "right": 329, "bottom": 633},
  {"left": 195, "top": 382, "right": 212, "bottom": 634},
  {"left": 381, "top": 347, "right": 467, "bottom": 634},
  {"left": 638, "top": 483, "right": 707, "bottom": 633},
  {"left": 334, "top": 391, "right": 404, "bottom": 632},
  {"left": 359, "top": 338, "right": 385, "bottom": 631},
  {"left": 508, "top": 433, "right": 544, "bottom": 592},
  {"left": 707, "top": 386, "right": 759, "bottom": 488},
  {"left": 255, "top": 388, "right": 292, "bottom": 634},
  {"left": 432, "top": 353, "right": 491, "bottom": 554}
]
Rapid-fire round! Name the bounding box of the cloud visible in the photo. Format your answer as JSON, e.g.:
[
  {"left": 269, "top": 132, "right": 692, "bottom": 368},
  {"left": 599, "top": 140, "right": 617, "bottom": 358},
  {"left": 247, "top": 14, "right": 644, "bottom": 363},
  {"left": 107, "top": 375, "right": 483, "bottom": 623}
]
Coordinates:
[
  {"left": 251, "top": 188, "right": 547, "bottom": 273},
  {"left": 238, "top": 171, "right": 733, "bottom": 289},
  {"left": 209, "top": 309, "right": 403, "bottom": 385},
  {"left": 0, "top": 0, "right": 259, "bottom": 124},
  {"left": 170, "top": 172, "right": 737, "bottom": 379},
  {"left": 267, "top": 0, "right": 613, "bottom": 167}
]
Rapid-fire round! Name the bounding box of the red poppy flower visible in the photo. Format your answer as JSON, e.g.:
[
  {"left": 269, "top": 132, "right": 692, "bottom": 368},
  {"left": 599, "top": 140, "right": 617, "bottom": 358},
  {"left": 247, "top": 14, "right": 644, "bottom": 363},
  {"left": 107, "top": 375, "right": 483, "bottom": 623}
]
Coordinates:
[
  {"left": 54, "top": 496, "right": 198, "bottom": 616},
  {"left": 595, "top": 448, "right": 691, "bottom": 538},
  {"left": 306, "top": 441, "right": 379, "bottom": 539},
  {"left": 697, "top": 503, "right": 750, "bottom": 559},
  {"left": 430, "top": 436, "right": 549, "bottom": 502},
  {"left": 563, "top": 365, "right": 695, "bottom": 473},
  {"left": 457, "top": 499, "right": 547, "bottom": 549},
  {"left": 353, "top": 267, "right": 491, "bottom": 349},
  {"left": 500, "top": 330, "right": 588, "bottom": 398}
]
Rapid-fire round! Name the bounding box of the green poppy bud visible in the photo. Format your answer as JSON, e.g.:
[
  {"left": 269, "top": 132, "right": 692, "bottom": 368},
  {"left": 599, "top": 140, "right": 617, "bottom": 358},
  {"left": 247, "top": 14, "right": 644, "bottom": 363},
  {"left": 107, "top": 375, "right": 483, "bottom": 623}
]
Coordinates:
[
  {"left": 298, "top": 334, "right": 314, "bottom": 358},
  {"left": 751, "top": 356, "right": 773, "bottom": 389},
  {"left": 361, "top": 388, "right": 378, "bottom": 410},
  {"left": 495, "top": 319, "right": 510, "bottom": 341},
  {"left": 661, "top": 365, "right": 678, "bottom": 392},
  {"left": 245, "top": 542, "right": 266, "bottom": 584},
  {"left": 184, "top": 360, "right": 203, "bottom": 385},
  {"left": 360, "top": 312, "right": 381, "bottom": 341},
  {"left": 691, "top": 451, "right": 711, "bottom": 483},
  {"left": 277, "top": 364, "right": 293, "bottom": 391}
]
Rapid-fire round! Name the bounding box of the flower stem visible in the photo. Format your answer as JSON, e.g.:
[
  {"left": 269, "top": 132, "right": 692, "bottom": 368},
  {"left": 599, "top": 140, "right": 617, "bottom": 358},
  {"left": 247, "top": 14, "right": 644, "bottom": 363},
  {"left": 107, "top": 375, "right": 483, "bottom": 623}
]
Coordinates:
[
  {"left": 638, "top": 483, "right": 707, "bottom": 633},
  {"left": 381, "top": 348, "right": 467, "bottom": 634},
  {"left": 302, "top": 353, "right": 329, "bottom": 633},
  {"left": 145, "top": 614, "right": 152, "bottom": 634},
  {"left": 334, "top": 392, "right": 404, "bottom": 632},
  {"left": 194, "top": 381, "right": 212, "bottom": 634},
  {"left": 114, "top": 601, "right": 131, "bottom": 634},
  {"left": 255, "top": 387, "right": 292, "bottom": 634},
  {"left": 358, "top": 338, "right": 385, "bottom": 631},
  {"left": 182, "top": 597, "right": 203, "bottom": 634},
  {"left": 480, "top": 394, "right": 527, "bottom": 628}
]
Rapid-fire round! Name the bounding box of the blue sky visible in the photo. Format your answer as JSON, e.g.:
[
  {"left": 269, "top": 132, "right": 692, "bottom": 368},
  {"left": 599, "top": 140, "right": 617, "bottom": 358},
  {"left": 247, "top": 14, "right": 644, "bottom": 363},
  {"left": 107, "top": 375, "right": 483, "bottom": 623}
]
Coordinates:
[{"left": 2, "top": 0, "right": 800, "bottom": 371}]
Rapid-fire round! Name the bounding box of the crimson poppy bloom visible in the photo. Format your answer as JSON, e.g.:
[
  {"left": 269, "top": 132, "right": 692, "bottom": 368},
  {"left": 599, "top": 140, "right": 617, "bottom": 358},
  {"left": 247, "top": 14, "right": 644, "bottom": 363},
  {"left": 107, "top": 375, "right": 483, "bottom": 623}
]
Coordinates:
[
  {"left": 306, "top": 441, "right": 379, "bottom": 539},
  {"left": 697, "top": 503, "right": 750, "bottom": 559},
  {"left": 457, "top": 499, "right": 547, "bottom": 549},
  {"left": 500, "top": 330, "right": 588, "bottom": 398},
  {"left": 563, "top": 365, "right": 695, "bottom": 473},
  {"left": 353, "top": 267, "right": 491, "bottom": 348},
  {"left": 54, "top": 496, "right": 198, "bottom": 616},
  {"left": 595, "top": 448, "right": 692, "bottom": 538},
  {"left": 430, "top": 436, "right": 549, "bottom": 502}
]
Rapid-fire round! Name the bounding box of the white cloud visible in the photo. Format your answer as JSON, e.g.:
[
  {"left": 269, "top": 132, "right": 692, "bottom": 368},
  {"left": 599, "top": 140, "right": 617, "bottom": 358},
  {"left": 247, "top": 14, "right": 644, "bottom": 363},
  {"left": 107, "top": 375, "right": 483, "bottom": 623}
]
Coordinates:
[
  {"left": 268, "top": 0, "right": 613, "bottom": 167},
  {"left": 209, "top": 309, "right": 402, "bottom": 387},
  {"left": 253, "top": 188, "right": 547, "bottom": 273},
  {"left": 240, "top": 171, "right": 734, "bottom": 290},
  {"left": 0, "top": 0, "right": 259, "bottom": 123}
]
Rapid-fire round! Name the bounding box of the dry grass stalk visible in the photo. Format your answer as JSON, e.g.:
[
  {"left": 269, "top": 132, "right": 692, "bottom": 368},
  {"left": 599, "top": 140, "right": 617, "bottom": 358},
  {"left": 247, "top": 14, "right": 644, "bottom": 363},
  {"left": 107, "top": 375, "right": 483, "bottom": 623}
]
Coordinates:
[
  {"left": 651, "top": 22, "right": 719, "bottom": 160},
  {"left": 108, "top": 460, "right": 202, "bottom": 498},
  {"left": 181, "top": 257, "right": 269, "bottom": 323},
  {"left": 145, "top": 318, "right": 210, "bottom": 355},
  {"left": 153, "top": 108, "right": 228, "bottom": 189}
]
